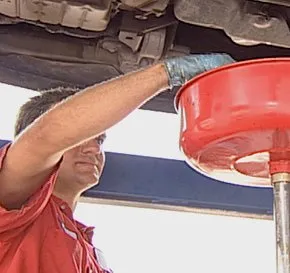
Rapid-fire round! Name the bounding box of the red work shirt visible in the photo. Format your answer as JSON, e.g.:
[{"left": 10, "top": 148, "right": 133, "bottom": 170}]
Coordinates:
[{"left": 0, "top": 144, "right": 110, "bottom": 273}]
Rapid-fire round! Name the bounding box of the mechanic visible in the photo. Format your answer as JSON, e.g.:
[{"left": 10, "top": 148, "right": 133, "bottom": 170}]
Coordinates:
[{"left": 0, "top": 53, "right": 234, "bottom": 273}]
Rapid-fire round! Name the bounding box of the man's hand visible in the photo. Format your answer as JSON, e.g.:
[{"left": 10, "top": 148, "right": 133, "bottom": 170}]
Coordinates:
[{"left": 163, "top": 53, "right": 236, "bottom": 88}]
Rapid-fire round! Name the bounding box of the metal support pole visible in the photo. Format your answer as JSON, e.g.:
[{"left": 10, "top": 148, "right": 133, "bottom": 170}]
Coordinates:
[{"left": 272, "top": 173, "right": 290, "bottom": 273}]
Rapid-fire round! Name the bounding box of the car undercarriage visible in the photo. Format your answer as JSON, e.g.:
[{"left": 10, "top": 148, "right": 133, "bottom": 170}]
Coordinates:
[{"left": 0, "top": 0, "right": 289, "bottom": 113}]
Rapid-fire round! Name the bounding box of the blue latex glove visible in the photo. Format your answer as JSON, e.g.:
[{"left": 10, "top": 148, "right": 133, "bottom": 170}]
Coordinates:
[{"left": 164, "top": 53, "right": 236, "bottom": 88}]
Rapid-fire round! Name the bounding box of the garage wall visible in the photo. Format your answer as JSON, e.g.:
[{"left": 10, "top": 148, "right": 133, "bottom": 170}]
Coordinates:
[{"left": 75, "top": 202, "right": 275, "bottom": 273}]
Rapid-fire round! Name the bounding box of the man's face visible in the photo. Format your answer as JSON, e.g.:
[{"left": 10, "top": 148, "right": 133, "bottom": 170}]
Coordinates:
[{"left": 55, "top": 134, "right": 106, "bottom": 193}]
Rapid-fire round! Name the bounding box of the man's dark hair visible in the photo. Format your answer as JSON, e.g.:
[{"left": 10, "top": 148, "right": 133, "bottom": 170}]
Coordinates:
[{"left": 14, "top": 87, "right": 79, "bottom": 137}]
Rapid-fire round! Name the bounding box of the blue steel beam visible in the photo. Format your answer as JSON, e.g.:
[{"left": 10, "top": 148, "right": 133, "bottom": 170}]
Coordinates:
[{"left": 0, "top": 139, "right": 274, "bottom": 217}]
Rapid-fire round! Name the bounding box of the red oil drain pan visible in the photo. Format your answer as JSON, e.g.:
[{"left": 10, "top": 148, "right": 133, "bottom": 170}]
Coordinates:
[{"left": 175, "top": 58, "right": 290, "bottom": 187}]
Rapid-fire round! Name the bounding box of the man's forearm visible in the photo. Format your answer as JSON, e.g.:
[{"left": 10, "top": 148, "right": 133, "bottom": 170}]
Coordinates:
[{"left": 21, "top": 63, "right": 169, "bottom": 156}]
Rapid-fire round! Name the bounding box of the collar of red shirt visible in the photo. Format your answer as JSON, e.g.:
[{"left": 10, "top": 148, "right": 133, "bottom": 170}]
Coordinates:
[{"left": 52, "top": 194, "right": 95, "bottom": 242}]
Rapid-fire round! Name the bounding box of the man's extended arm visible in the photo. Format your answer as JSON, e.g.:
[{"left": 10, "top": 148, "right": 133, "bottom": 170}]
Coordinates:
[{"left": 0, "top": 54, "right": 235, "bottom": 209}]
